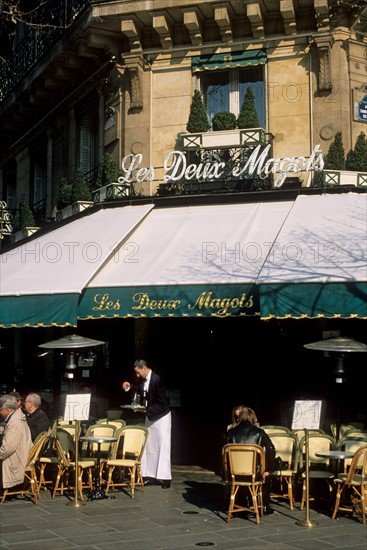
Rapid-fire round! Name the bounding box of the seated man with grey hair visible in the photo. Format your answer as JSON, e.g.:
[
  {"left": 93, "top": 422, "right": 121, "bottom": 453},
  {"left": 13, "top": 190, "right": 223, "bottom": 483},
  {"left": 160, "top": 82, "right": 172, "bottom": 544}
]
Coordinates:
[
  {"left": 0, "top": 394, "right": 32, "bottom": 491},
  {"left": 24, "top": 393, "right": 50, "bottom": 442}
]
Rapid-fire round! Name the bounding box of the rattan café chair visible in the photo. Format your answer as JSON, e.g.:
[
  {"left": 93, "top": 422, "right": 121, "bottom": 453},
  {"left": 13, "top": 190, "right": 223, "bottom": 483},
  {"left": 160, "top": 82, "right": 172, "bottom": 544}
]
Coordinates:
[
  {"left": 81, "top": 423, "right": 117, "bottom": 460},
  {"left": 270, "top": 432, "right": 299, "bottom": 510},
  {"left": 262, "top": 425, "right": 291, "bottom": 436},
  {"left": 56, "top": 419, "right": 82, "bottom": 440},
  {"left": 52, "top": 428, "right": 95, "bottom": 500},
  {"left": 343, "top": 429, "right": 367, "bottom": 439},
  {"left": 105, "top": 425, "right": 149, "bottom": 498},
  {"left": 1, "top": 430, "right": 49, "bottom": 504},
  {"left": 335, "top": 436, "right": 367, "bottom": 473},
  {"left": 222, "top": 443, "right": 265, "bottom": 524},
  {"left": 96, "top": 418, "right": 126, "bottom": 431},
  {"left": 330, "top": 424, "right": 358, "bottom": 440},
  {"left": 299, "top": 432, "right": 335, "bottom": 510},
  {"left": 292, "top": 428, "right": 325, "bottom": 442},
  {"left": 332, "top": 446, "right": 367, "bottom": 524}
]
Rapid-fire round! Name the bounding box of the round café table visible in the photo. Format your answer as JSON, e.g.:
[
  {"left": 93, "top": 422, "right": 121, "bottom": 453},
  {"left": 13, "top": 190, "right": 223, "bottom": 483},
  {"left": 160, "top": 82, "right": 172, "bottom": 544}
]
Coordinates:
[
  {"left": 79, "top": 435, "right": 117, "bottom": 501},
  {"left": 315, "top": 450, "right": 355, "bottom": 475}
]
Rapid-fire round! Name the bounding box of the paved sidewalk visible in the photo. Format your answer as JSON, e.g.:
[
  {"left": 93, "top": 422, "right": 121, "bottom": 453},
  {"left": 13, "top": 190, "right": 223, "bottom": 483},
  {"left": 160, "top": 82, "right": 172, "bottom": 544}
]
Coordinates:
[{"left": 0, "top": 470, "right": 366, "bottom": 550}]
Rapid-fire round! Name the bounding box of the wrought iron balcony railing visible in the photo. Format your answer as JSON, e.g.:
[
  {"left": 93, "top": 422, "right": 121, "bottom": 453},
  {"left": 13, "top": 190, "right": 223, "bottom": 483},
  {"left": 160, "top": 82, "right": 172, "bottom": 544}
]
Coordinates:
[{"left": 0, "top": 0, "right": 90, "bottom": 102}]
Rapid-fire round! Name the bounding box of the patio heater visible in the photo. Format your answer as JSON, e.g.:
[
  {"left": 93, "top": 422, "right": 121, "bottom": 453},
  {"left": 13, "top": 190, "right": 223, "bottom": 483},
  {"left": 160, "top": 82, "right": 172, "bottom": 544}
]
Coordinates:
[
  {"left": 39, "top": 334, "right": 105, "bottom": 388},
  {"left": 38, "top": 334, "right": 105, "bottom": 508},
  {"left": 304, "top": 336, "right": 367, "bottom": 440}
]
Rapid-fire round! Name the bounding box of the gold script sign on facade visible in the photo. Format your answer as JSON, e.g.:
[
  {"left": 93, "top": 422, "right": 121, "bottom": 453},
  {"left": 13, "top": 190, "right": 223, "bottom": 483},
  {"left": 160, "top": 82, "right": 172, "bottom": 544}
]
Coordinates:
[{"left": 85, "top": 288, "right": 257, "bottom": 319}]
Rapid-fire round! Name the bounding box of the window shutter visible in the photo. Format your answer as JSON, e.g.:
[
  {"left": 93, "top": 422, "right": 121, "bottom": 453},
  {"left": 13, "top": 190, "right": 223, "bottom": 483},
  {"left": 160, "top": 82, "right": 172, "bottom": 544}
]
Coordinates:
[{"left": 80, "top": 114, "right": 92, "bottom": 174}]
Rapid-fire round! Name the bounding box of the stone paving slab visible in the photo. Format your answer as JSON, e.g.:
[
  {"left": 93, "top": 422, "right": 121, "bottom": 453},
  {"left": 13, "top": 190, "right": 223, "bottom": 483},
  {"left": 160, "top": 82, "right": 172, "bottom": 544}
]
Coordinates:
[{"left": 0, "top": 472, "right": 365, "bottom": 550}]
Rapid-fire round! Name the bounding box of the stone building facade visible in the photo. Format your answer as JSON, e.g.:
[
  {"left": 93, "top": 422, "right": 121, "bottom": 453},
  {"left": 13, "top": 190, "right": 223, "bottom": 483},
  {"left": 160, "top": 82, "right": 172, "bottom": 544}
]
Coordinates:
[{"left": 0, "top": 0, "right": 366, "bottom": 219}]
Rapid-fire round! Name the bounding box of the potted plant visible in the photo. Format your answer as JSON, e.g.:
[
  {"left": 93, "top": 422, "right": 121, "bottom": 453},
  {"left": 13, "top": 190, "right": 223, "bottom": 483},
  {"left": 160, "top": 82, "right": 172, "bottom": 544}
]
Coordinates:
[
  {"left": 182, "top": 90, "right": 210, "bottom": 150},
  {"left": 56, "top": 169, "right": 93, "bottom": 221},
  {"left": 186, "top": 90, "right": 209, "bottom": 133},
  {"left": 71, "top": 169, "right": 92, "bottom": 203},
  {"left": 323, "top": 131, "right": 346, "bottom": 186},
  {"left": 346, "top": 131, "right": 367, "bottom": 172},
  {"left": 322, "top": 131, "right": 366, "bottom": 187},
  {"left": 93, "top": 154, "right": 130, "bottom": 203},
  {"left": 324, "top": 131, "right": 345, "bottom": 170},
  {"left": 182, "top": 87, "right": 266, "bottom": 150},
  {"left": 95, "top": 153, "right": 120, "bottom": 188},
  {"left": 236, "top": 86, "right": 266, "bottom": 146},
  {"left": 237, "top": 86, "right": 260, "bottom": 129},
  {"left": 212, "top": 112, "right": 237, "bottom": 131},
  {"left": 12, "top": 201, "right": 40, "bottom": 242},
  {"left": 56, "top": 177, "right": 72, "bottom": 210}
]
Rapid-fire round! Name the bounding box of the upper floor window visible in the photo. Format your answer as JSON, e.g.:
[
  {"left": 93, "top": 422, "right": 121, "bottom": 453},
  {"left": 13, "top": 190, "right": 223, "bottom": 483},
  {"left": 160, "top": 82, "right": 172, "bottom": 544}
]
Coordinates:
[
  {"left": 2, "top": 160, "right": 16, "bottom": 210},
  {"left": 30, "top": 140, "right": 47, "bottom": 225},
  {"left": 30, "top": 140, "right": 47, "bottom": 207},
  {"left": 75, "top": 93, "right": 99, "bottom": 179},
  {"left": 192, "top": 50, "right": 266, "bottom": 129}
]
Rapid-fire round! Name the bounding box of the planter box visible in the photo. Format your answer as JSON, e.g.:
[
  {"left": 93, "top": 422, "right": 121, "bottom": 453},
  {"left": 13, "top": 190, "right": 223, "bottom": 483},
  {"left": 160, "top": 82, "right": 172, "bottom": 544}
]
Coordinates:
[
  {"left": 56, "top": 201, "right": 93, "bottom": 222},
  {"left": 92, "top": 182, "right": 131, "bottom": 204},
  {"left": 11, "top": 226, "right": 40, "bottom": 243},
  {"left": 323, "top": 170, "right": 367, "bottom": 187},
  {"left": 182, "top": 128, "right": 266, "bottom": 150}
]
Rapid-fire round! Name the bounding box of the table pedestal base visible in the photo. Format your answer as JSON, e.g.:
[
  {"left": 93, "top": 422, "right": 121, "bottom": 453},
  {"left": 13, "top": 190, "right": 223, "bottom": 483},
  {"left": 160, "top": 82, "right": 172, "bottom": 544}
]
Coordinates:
[
  {"left": 87, "top": 487, "right": 116, "bottom": 501},
  {"left": 296, "top": 518, "right": 319, "bottom": 527}
]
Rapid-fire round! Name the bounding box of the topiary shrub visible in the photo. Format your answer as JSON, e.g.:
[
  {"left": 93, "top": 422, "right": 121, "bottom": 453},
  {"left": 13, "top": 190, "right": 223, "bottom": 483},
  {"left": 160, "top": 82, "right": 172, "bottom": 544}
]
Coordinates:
[
  {"left": 71, "top": 169, "right": 92, "bottom": 203},
  {"left": 13, "top": 201, "right": 36, "bottom": 230},
  {"left": 56, "top": 177, "right": 72, "bottom": 210},
  {"left": 96, "top": 153, "right": 120, "bottom": 189},
  {"left": 237, "top": 86, "right": 260, "bottom": 129},
  {"left": 346, "top": 131, "right": 367, "bottom": 171},
  {"left": 212, "top": 111, "right": 237, "bottom": 131},
  {"left": 324, "top": 131, "right": 345, "bottom": 170},
  {"left": 186, "top": 90, "right": 210, "bottom": 133}
]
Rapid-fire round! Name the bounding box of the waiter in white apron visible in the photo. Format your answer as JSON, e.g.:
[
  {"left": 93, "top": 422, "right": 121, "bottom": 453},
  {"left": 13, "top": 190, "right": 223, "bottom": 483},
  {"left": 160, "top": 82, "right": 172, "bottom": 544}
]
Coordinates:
[{"left": 122, "top": 359, "right": 172, "bottom": 488}]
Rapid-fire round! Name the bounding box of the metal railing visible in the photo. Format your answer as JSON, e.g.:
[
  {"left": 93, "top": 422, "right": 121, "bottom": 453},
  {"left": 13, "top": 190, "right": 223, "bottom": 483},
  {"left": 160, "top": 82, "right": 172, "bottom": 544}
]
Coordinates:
[
  {"left": 0, "top": 0, "right": 90, "bottom": 102},
  {"left": 32, "top": 196, "right": 47, "bottom": 226},
  {"left": 84, "top": 166, "right": 99, "bottom": 190}
]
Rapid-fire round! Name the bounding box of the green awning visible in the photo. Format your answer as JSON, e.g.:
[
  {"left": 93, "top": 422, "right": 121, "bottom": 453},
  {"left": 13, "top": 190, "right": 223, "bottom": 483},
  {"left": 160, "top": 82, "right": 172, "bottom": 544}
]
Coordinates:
[
  {"left": 192, "top": 49, "right": 266, "bottom": 72},
  {"left": 0, "top": 294, "right": 79, "bottom": 328},
  {"left": 259, "top": 282, "right": 367, "bottom": 320},
  {"left": 78, "top": 284, "right": 259, "bottom": 320}
]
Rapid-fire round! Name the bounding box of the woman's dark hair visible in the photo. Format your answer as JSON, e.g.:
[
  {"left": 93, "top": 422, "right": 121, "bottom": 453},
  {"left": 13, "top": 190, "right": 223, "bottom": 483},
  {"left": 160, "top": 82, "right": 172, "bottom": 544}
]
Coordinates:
[{"left": 236, "top": 406, "right": 260, "bottom": 427}]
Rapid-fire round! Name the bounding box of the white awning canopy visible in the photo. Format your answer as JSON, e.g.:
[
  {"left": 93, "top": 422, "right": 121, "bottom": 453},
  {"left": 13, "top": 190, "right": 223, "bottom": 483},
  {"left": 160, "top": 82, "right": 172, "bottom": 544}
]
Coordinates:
[
  {"left": 258, "top": 193, "right": 367, "bottom": 284},
  {"left": 257, "top": 193, "right": 367, "bottom": 318},
  {"left": 87, "top": 201, "right": 292, "bottom": 288},
  {"left": 1, "top": 192, "right": 366, "bottom": 327},
  {"left": 1, "top": 204, "right": 153, "bottom": 296}
]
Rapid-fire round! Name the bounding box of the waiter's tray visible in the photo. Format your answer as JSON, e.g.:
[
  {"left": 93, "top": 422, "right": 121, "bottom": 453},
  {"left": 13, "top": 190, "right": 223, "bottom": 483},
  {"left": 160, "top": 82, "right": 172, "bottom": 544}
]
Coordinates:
[{"left": 120, "top": 404, "right": 146, "bottom": 411}]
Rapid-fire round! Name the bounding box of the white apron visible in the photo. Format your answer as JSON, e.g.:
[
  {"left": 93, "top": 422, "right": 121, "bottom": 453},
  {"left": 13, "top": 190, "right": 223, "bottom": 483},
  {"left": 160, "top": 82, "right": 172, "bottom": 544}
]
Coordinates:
[{"left": 142, "top": 411, "right": 171, "bottom": 480}]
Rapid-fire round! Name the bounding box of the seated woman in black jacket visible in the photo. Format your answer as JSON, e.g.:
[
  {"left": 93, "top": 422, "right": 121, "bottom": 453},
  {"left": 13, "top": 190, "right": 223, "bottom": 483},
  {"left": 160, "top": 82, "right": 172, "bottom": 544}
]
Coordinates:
[{"left": 226, "top": 406, "right": 276, "bottom": 514}]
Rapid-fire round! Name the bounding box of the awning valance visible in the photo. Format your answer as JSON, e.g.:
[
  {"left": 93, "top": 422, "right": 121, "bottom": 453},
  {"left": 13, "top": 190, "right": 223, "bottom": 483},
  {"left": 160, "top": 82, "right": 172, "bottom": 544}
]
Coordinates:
[{"left": 192, "top": 49, "right": 266, "bottom": 72}]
